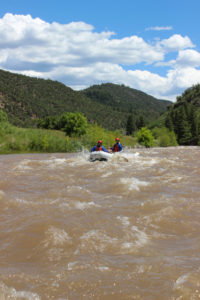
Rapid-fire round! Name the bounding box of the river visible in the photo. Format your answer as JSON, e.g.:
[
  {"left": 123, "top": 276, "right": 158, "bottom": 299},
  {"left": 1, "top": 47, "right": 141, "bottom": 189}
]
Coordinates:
[{"left": 0, "top": 147, "right": 200, "bottom": 299}]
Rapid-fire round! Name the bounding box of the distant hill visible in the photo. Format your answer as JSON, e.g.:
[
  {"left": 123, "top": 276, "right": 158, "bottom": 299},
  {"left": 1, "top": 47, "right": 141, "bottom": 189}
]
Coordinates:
[
  {"left": 81, "top": 83, "right": 171, "bottom": 119},
  {"left": 0, "top": 69, "right": 172, "bottom": 130}
]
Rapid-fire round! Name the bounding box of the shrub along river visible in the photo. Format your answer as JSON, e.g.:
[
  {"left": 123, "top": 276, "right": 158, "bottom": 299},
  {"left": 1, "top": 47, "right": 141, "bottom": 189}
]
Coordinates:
[{"left": 0, "top": 147, "right": 200, "bottom": 299}]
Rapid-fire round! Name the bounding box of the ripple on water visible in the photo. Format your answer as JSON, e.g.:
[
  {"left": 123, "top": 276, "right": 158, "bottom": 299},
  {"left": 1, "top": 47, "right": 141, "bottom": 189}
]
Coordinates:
[
  {"left": 0, "top": 190, "right": 5, "bottom": 200},
  {"left": 0, "top": 281, "right": 40, "bottom": 300},
  {"left": 120, "top": 177, "right": 149, "bottom": 191},
  {"left": 0, "top": 148, "right": 200, "bottom": 299}
]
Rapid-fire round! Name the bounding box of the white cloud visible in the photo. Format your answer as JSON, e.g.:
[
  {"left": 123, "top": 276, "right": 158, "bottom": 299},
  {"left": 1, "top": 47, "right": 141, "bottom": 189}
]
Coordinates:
[
  {"left": 176, "top": 49, "right": 200, "bottom": 67},
  {"left": 167, "top": 67, "right": 200, "bottom": 89},
  {"left": 154, "top": 60, "right": 176, "bottom": 67},
  {"left": 157, "top": 34, "right": 194, "bottom": 52},
  {"left": 146, "top": 26, "right": 173, "bottom": 31},
  {"left": 0, "top": 13, "right": 199, "bottom": 102}
]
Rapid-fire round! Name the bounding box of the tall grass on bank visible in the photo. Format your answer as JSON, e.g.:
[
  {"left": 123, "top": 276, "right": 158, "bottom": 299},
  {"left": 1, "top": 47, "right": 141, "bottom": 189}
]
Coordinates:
[
  {"left": 0, "top": 123, "right": 81, "bottom": 153},
  {"left": 1, "top": 122, "right": 179, "bottom": 155},
  {"left": 0, "top": 122, "right": 137, "bottom": 154}
]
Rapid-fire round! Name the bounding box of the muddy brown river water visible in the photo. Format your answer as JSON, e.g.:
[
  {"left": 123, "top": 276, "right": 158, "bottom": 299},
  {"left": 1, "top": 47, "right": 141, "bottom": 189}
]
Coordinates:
[{"left": 0, "top": 147, "right": 200, "bottom": 299}]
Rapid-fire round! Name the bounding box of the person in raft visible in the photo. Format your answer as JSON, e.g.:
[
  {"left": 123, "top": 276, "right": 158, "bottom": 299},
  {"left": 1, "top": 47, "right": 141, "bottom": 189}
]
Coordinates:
[
  {"left": 91, "top": 140, "right": 108, "bottom": 152},
  {"left": 110, "top": 137, "right": 123, "bottom": 152}
]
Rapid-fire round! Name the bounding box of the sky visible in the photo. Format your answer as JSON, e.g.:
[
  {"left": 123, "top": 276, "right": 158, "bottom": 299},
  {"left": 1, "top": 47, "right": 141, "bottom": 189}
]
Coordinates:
[{"left": 0, "top": 0, "right": 200, "bottom": 102}]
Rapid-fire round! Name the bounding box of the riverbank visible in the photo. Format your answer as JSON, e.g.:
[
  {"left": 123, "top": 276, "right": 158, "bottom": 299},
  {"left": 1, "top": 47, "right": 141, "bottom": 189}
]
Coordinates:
[{"left": 0, "top": 122, "right": 137, "bottom": 154}]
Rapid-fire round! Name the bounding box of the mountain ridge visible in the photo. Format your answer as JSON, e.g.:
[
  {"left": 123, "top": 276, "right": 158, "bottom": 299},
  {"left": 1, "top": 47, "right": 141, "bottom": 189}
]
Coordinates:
[{"left": 0, "top": 68, "right": 172, "bottom": 130}]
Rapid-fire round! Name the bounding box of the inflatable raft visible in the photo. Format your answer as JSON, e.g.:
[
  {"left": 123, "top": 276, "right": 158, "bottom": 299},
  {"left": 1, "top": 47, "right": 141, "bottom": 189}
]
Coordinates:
[{"left": 89, "top": 151, "right": 113, "bottom": 162}]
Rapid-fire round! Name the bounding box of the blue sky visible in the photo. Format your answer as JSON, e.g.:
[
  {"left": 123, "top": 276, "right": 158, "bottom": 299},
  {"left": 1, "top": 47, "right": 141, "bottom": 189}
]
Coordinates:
[{"left": 0, "top": 0, "right": 200, "bottom": 101}]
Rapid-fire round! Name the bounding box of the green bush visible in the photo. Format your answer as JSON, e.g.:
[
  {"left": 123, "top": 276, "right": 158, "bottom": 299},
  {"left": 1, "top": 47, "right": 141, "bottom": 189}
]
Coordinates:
[
  {"left": 152, "top": 127, "right": 178, "bottom": 147},
  {"left": 58, "top": 112, "right": 88, "bottom": 137},
  {"left": 137, "top": 127, "right": 154, "bottom": 148}
]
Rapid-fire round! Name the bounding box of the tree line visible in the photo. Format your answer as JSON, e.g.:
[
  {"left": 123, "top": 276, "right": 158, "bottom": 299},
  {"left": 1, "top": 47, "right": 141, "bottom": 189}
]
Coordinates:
[{"left": 165, "top": 100, "right": 200, "bottom": 145}]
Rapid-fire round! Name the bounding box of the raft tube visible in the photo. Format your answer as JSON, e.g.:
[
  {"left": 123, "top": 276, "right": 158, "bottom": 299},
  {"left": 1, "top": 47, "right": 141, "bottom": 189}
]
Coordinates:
[{"left": 89, "top": 151, "right": 113, "bottom": 162}]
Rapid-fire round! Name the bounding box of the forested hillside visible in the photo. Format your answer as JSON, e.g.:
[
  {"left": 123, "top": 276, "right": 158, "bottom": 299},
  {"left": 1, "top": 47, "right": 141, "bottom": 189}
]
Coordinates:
[
  {"left": 0, "top": 69, "right": 171, "bottom": 130},
  {"left": 165, "top": 84, "right": 200, "bottom": 145},
  {"left": 82, "top": 83, "right": 171, "bottom": 118}
]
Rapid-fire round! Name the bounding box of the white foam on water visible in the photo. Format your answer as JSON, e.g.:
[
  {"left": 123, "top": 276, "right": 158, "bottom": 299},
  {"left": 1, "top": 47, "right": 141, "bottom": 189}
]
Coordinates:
[
  {"left": 136, "top": 264, "right": 153, "bottom": 273},
  {"left": 110, "top": 153, "right": 129, "bottom": 163},
  {"left": 13, "top": 157, "right": 68, "bottom": 171},
  {"left": 73, "top": 201, "right": 100, "bottom": 210},
  {"left": 154, "top": 206, "right": 177, "bottom": 222},
  {"left": 163, "top": 175, "right": 186, "bottom": 184},
  {"left": 174, "top": 273, "right": 189, "bottom": 289},
  {"left": 120, "top": 177, "right": 149, "bottom": 191},
  {"left": 131, "top": 226, "right": 149, "bottom": 247},
  {"left": 13, "top": 159, "right": 33, "bottom": 171},
  {"left": 119, "top": 226, "right": 149, "bottom": 253},
  {"left": 101, "top": 171, "right": 113, "bottom": 178},
  {"left": 67, "top": 261, "right": 79, "bottom": 271},
  {"left": 15, "top": 197, "right": 30, "bottom": 205},
  {"left": 173, "top": 269, "right": 200, "bottom": 298},
  {"left": 138, "top": 157, "right": 159, "bottom": 167},
  {"left": 0, "top": 281, "right": 40, "bottom": 299},
  {"left": 67, "top": 261, "right": 91, "bottom": 271},
  {"left": 95, "top": 266, "right": 110, "bottom": 272},
  {"left": 41, "top": 157, "right": 67, "bottom": 169},
  {"left": 66, "top": 185, "right": 84, "bottom": 192},
  {"left": 58, "top": 202, "right": 70, "bottom": 209},
  {"left": 13, "top": 196, "right": 61, "bottom": 208},
  {"left": 121, "top": 242, "right": 135, "bottom": 249},
  {"left": 65, "top": 185, "right": 92, "bottom": 198},
  {"left": 117, "top": 216, "right": 130, "bottom": 227},
  {"left": 43, "top": 226, "right": 72, "bottom": 247},
  {"left": 124, "top": 151, "right": 140, "bottom": 157},
  {"left": 79, "top": 227, "right": 149, "bottom": 255},
  {"left": 80, "top": 230, "right": 119, "bottom": 252},
  {"left": 66, "top": 153, "right": 91, "bottom": 167}
]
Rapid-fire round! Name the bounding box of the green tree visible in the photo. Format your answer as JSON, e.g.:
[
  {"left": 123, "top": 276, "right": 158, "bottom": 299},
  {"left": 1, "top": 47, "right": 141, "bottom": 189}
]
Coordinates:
[
  {"left": 165, "top": 112, "right": 174, "bottom": 131},
  {"left": 58, "top": 112, "right": 88, "bottom": 137},
  {"left": 126, "top": 114, "right": 136, "bottom": 135},
  {"left": 137, "top": 127, "right": 154, "bottom": 148},
  {"left": 37, "top": 116, "right": 59, "bottom": 129},
  {"left": 136, "top": 115, "right": 145, "bottom": 129},
  {"left": 189, "top": 106, "right": 199, "bottom": 144},
  {"left": 176, "top": 107, "right": 192, "bottom": 145}
]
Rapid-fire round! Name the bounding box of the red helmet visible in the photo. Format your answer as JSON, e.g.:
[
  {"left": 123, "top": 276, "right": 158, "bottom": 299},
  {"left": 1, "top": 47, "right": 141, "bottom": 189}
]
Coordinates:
[
  {"left": 115, "top": 137, "right": 120, "bottom": 141},
  {"left": 97, "top": 140, "right": 102, "bottom": 144}
]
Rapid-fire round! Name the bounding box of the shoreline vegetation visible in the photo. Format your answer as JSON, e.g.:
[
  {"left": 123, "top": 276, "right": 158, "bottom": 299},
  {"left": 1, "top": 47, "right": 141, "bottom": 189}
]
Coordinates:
[
  {"left": 1, "top": 80, "right": 200, "bottom": 154},
  {"left": 0, "top": 69, "right": 200, "bottom": 153},
  {"left": 0, "top": 109, "right": 179, "bottom": 155},
  {"left": 0, "top": 119, "right": 137, "bottom": 155}
]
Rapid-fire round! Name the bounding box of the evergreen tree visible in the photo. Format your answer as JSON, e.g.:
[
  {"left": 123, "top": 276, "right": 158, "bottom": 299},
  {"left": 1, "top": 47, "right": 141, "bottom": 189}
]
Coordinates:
[
  {"left": 126, "top": 114, "right": 136, "bottom": 135},
  {"left": 189, "top": 106, "right": 199, "bottom": 144},
  {"left": 165, "top": 112, "right": 174, "bottom": 131},
  {"left": 176, "top": 106, "right": 191, "bottom": 145},
  {"left": 136, "top": 115, "right": 145, "bottom": 129}
]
